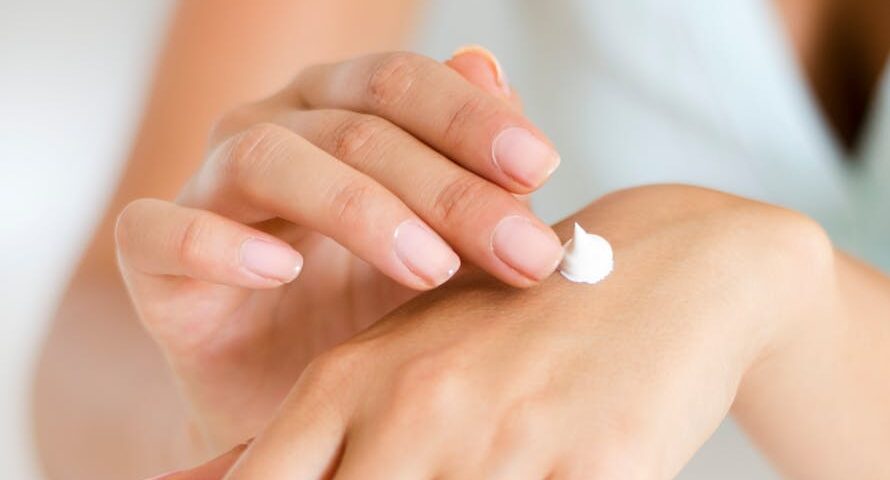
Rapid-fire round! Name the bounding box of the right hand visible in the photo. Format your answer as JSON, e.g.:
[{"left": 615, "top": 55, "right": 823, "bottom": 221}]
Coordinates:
[{"left": 115, "top": 47, "right": 564, "bottom": 457}]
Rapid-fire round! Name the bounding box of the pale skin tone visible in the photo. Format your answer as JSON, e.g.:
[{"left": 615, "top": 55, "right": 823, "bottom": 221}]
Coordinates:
[
  {"left": 32, "top": 0, "right": 888, "bottom": 479},
  {"left": 171, "top": 185, "right": 890, "bottom": 479}
]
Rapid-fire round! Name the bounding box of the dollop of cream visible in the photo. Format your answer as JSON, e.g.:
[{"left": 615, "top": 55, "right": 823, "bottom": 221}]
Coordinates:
[{"left": 559, "top": 223, "right": 613, "bottom": 284}]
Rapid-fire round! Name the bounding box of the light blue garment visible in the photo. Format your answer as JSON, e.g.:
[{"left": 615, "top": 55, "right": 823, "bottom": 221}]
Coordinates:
[{"left": 416, "top": 0, "right": 889, "bottom": 272}]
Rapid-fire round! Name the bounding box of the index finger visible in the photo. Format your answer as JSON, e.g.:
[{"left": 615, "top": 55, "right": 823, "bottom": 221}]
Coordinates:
[{"left": 290, "top": 51, "right": 560, "bottom": 193}]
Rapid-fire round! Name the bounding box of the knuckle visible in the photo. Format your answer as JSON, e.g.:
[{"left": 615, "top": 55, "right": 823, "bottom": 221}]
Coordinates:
[
  {"left": 366, "top": 52, "right": 431, "bottom": 108},
  {"left": 302, "top": 344, "right": 367, "bottom": 390},
  {"left": 176, "top": 214, "right": 213, "bottom": 269},
  {"left": 327, "top": 178, "right": 378, "bottom": 228},
  {"left": 442, "top": 94, "right": 492, "bottom": 145},
  {"left": 328, "top": 114, "right": 388, "bottom": 163},
  {"left": 223, "top": 123, "right": 287, "bottom": 192},
  {"left": 433, "top": 174, "right": 494, "bottom": 225},
  {"left": 389, "top": 353, "right": 466, "bottom": 420}
]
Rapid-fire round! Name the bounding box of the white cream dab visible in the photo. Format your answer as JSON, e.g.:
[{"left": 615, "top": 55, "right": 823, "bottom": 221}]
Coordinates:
[{"left": 559, "top": 223, "right": 613, "bottom": 284}]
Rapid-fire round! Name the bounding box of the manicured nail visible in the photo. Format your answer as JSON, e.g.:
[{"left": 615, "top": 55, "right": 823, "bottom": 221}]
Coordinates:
[
  {"left": 394, "top": 220, "right": 461, "bottom": 287},
  {"left": 492, "top": 127, "right": 561, "bottom": 188},
  {"left": 452, "top": 44, "right": 511, "bottom": 96},
  {"left": 491, "top": 215, "right": 563, "bottom": 281},
  {"left": 240, "top": 238, "right": 303, "bottom": 283}
]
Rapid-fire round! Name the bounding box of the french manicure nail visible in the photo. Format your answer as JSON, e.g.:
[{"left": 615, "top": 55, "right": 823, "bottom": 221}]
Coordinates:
[
  {"left": 394, "top": 220, "right": 461, "bottom": 287},
  {"left": 240, "top": 238, "right": 303, "bottom": 283},
  {"left": 491, "top": 215, "right": 564, "bottom": 281},
  {"left": 492, "top": 127, "right": 561, "bottom": 188}
]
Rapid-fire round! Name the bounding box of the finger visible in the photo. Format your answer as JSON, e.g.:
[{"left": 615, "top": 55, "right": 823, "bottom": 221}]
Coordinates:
[
  {"left": 470, "top": 441, "right": 553, "bottom": 480},
  {"left": 147, "top": 442, "right": 248, "bottom": 480},
  {"left": 292, "top": 51, "right": 560, "bottom": 192},
  {"left": 181, "top": 124, "right": 461, "bottom": 290},
  {"left": 223, "top": 352, "right": 354, "bottom": 480},
  {"left": 331, "top": 437, "right": 429, "bottom": 480},
  {"left": 440, "top": 406, "right": 554, "bottom": 480},
  {"left": 116, "top": 198, "right": 303, "bottom": 289},
  {"left": 444, "top": 47, "right": 526, "bottom": 208},
  {"left": 282, "top": 109, "right": 563, "bottom": 286},
  {"left": 330, "top": 416, "right": 444, "bottom": 480},
  {"left": 444, "top": 44, "right": 523, "bottom": 111}
]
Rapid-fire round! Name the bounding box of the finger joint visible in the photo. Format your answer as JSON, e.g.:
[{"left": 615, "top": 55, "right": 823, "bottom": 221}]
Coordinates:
[
  {"left": 329, "top": 114, "right": 386, "bottom": 164},
  {"left": 327, "top": 178, "right": 378, "bottom": 229},
  {"left": 366, "top": 52, "right": 429, "bottom": 110},
  {"left": 433, "top": 175, "right": 492, "bottom": 225},
  {"left": 442, "top": 95, "right": 490, "bottom": 145},
  {"left": 224, "top": 123, "right": 287, "bottom": 196}
]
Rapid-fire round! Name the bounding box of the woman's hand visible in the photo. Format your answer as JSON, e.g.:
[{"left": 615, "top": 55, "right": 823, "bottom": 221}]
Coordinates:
[
  {"left": 114, "top": 47, "right": 563, "bottom": 455},
  {"left": 197, "top": 185, "right": 838, "bottom": 479}
]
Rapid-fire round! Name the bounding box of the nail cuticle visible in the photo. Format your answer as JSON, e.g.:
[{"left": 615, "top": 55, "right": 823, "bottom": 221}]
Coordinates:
[
  {"left": 393, "top": 220, "right": 460, "bottom": 288},
  {"left": 490, "top": 215, "right": 564, "bottom": 282},
  {"left": 491, "top": 127, "right": 561, "bottom": 189}
]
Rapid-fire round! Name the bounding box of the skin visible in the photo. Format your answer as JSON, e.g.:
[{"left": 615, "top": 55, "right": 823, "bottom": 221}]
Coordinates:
[
  {"left": 162, "top": 185, "right": 890, "bottom": 479},
  {"left": 114, "top": 48, "right": 557, "bottom": 456},
  {"left": 32, "top": 0, "right": 888, "bottom": 478}
]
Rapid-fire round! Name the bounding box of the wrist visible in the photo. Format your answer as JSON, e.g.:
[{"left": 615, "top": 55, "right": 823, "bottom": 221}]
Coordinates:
[{"left": 731, "top": 207, "right": 839, "bottom": 412}]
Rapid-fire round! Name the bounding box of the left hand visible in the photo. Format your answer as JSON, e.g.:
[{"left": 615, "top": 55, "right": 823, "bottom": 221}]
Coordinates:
[
  {"left": 115, "top": 46, "right": 541, "bottom": 457},
  {"left": 161, "top": 185, "right": 838, "bottom": 479}
]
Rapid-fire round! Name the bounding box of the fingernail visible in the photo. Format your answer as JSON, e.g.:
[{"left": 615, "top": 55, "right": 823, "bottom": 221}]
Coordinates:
[
  {"left": 394, "top": 220, "right": 461, "bottom": 287},
  {"left": 492, "top": 127, "right": 561, "bottom": 188},
  {"left": 240, "top": 238, "right": 303, "bottom": 283},
  {"left": 491, "top": 215, "right": 563, "bottom": 281},
  {"left": 452, "top": 44, "right": 511, "bottom": 96}
]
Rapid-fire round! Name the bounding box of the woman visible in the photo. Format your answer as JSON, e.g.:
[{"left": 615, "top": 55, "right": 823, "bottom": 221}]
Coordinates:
[{"left": 34, "top": 0, "right": 889, "bottom": 478}]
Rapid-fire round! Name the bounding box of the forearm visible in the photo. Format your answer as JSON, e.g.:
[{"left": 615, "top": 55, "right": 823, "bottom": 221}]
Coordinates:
[
  {"left": 90, "top": 0, "right": 421, "bottom": 267},
  {"left": 35, "top": 1, "right": 421, "bottom": 477},
  {"left": 734, "top": 251, "right": 890, "bottom": 479},
  {"left": 33, "top": 271, "right": 195, "bottom": 479}
]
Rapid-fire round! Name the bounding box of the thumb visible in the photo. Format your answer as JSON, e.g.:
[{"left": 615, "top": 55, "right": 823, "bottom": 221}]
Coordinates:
[
  {"left": 144, "top": 441, "right": 249, "bottom": 480},
  {"left": 445, "top": 45, "right": 523, "bottom": 111}
]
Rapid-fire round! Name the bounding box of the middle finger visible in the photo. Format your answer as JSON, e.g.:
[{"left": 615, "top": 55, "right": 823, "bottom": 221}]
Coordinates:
[{"left": 282, "top": 109, "right": 563, "bottom": 286}]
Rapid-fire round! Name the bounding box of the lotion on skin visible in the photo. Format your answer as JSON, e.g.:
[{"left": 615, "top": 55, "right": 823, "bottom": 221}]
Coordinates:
[{"left": 559, "top": 223, "right": 613, "bottom": 284}]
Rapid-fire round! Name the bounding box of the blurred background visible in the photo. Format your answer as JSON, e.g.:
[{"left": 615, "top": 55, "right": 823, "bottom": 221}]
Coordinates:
[
  {"left": 1, "top": 1, "right": 172, "bottom": 477},
  {"left": 9, "top": 0, "right": 883, "bottom": 477}
]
